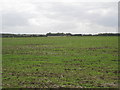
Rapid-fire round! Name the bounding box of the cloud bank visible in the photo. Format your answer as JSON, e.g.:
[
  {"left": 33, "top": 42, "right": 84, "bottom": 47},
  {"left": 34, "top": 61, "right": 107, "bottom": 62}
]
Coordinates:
[{"left": 1, "top": 0, "right": 118, "bottom": 34}]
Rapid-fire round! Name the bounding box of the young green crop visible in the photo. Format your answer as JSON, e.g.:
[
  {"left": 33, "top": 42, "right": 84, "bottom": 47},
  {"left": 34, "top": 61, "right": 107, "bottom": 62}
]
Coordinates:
[{"left": 2, "top": 36, "right": 119, "bottom": 88}]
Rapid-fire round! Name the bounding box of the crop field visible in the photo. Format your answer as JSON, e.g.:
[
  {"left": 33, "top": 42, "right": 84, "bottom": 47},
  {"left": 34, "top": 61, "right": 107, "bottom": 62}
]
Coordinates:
[{"left": 2, "top": 36, "right": 119, "bottom": 88}]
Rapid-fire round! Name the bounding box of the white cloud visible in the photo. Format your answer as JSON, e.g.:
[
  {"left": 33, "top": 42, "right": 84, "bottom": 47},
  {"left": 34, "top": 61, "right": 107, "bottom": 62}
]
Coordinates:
[
  {"left": 1, "top": 0, "right": 118, "bottom": 34},
  {"left": 87, "top": 8, "right": 111, "bottom": 16}
]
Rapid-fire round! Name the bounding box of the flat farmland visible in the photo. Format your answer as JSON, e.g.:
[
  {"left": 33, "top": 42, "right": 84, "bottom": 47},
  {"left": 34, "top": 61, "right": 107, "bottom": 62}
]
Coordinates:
[{"left": 2, "top": 36, "right": 119, "bottom": 88}]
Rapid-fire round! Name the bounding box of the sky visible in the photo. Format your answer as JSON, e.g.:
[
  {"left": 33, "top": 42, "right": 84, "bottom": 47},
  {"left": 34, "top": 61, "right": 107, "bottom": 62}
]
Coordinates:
[{"left": 0, "top": 0, "right": 119, "bottom": 34}]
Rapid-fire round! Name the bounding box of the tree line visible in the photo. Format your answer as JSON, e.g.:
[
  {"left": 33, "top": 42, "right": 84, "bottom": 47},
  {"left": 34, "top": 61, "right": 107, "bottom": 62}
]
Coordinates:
[{"left": 1, "top": 32, "right": 120, "bottom": 37}]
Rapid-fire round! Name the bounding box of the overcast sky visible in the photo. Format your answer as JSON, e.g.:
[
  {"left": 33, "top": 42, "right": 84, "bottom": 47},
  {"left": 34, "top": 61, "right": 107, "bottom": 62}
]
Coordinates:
[{"left": 0, "top": 0, "right": 119, "bottom": 34}]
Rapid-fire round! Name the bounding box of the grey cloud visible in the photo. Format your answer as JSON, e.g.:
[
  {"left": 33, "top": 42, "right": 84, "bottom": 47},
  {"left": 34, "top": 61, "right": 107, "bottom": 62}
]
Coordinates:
[
  {"left": 2, "top": 1, "right": 118, "bottom": 34},
  {"left": 39, "top": 2, "right": 117, "bottom": 27},
  {"left": 2, "top": 12, "right": 29, "bottom": 27},
  {"left": 52, "top": 22, "right": 78, "bottom": 31}
]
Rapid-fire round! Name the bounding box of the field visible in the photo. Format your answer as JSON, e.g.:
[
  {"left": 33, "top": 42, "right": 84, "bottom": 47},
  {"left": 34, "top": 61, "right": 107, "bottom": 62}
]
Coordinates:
[{"left": 2, "top": 36, "right": 119, "bottom": 88}]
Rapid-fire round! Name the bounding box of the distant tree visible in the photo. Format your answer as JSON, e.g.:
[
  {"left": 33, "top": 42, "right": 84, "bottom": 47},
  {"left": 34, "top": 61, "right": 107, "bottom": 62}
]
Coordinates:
[
  {"left": 66, "top": 33, "right": 72, "bottom": 36},
  {"left": 71, "top": 34, "right": 82, "bottom": 36}
]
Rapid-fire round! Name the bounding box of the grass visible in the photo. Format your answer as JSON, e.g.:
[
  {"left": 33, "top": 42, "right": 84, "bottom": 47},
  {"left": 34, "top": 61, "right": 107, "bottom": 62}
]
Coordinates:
[{"left": 2, "top": 36, "right": 119, "bottom": 88}]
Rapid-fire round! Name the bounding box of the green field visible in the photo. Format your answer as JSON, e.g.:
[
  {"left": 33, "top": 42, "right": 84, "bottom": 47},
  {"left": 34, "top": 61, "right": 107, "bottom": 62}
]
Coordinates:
[{"left": 2, "top": 36, "right": 119, "bottom": 88}]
